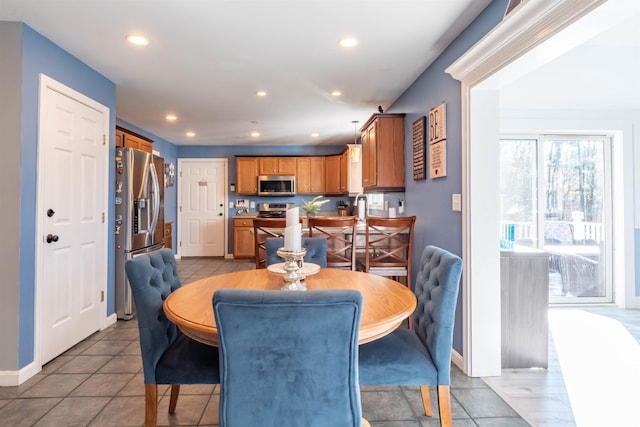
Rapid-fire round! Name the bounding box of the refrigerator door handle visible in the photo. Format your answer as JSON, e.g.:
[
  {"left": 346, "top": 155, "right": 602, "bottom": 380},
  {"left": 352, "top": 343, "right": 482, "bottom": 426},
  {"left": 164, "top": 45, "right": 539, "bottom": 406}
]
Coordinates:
[{"left": 149, "top": 160, "right": 160, "bottom": 239}]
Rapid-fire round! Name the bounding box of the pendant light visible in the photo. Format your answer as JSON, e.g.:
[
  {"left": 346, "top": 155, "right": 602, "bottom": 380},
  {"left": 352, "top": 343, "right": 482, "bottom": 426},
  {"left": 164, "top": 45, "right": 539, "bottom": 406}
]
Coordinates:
[{"left": 350, "top": 120, "right": 361, "bottom": 163}]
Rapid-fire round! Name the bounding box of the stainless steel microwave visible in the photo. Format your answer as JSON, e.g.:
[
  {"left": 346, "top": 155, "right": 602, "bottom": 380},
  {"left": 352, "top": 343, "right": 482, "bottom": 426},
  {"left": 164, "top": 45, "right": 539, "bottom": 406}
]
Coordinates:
[{"left": 257, "top": 175, "right": 296, "bottom": 196}]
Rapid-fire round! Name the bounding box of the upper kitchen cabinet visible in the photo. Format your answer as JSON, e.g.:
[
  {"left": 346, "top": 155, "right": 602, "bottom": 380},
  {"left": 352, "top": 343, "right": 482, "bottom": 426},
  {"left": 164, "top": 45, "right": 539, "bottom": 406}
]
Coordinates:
[
  {"left": 116, "top": 126, "right": 153, "bottom": 153},
  {"left": 297, "top": 157, "right": 325, "bottom": 194},
  {"left": 360, "top": 113, "right": 405, "bottom": 192},
  {"left": 236, "top": 157, "right": 258, "bottom": 195},
  {"left": 324, "top": 154, "right": 343, "bottom": 195},
  {"left": 258, "top": 157, "right": 296, "bottom": 176}
]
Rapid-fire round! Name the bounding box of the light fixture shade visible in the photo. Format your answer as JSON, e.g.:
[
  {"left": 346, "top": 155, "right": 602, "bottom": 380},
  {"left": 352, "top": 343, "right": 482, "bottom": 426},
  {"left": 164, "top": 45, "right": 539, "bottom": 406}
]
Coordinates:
[{"left": 350, "top": 145, "right": 361, "bottom": 163}]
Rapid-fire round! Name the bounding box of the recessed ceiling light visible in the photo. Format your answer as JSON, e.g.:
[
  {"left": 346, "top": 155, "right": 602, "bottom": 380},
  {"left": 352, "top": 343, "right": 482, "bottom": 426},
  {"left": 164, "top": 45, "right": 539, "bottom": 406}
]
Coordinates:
[
  {"left": 251, "top": 131, "right": 260, "bottom": 137},
  {"left": 256, "top": 91, "right": 267, "bottom": 97},
  {"left": 186, "top": 131, "right": 196, "bottom": 137},
  {"left": 126, "top": 34, "right": 149, "bottom": 46},
  {"left": 331, "top": 91, "right": 342, "bottom": 97},
  {"left": 165, "top": 114, "right": 177, "bottom": 121},
  {"left": 338, "top": 37, "right": 358, "bottom": 48},
  {"left": 311, "top": 133, "right": 320, "bottom": 138}
]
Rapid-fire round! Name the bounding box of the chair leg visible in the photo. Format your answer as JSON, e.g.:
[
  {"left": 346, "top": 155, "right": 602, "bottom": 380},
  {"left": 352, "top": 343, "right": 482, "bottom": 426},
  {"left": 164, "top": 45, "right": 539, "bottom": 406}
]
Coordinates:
[
  {"left": 169, "top": 384, "right": 180, "bottom": 414},
  {"left": 420, "top": 385, "right": 433, "bottom": 416},
  {"left": 437, "top": 385, "right": 452, "bottom": 427},
  {"left": 144, "top": 384, "right": 158, "bottom": 427}
]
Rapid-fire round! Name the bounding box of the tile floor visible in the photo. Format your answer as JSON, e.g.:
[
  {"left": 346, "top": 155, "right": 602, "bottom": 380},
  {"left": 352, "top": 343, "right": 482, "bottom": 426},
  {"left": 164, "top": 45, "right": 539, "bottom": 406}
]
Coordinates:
[{"left": 2, "top": 257, "right": 634, "bottom": 426}]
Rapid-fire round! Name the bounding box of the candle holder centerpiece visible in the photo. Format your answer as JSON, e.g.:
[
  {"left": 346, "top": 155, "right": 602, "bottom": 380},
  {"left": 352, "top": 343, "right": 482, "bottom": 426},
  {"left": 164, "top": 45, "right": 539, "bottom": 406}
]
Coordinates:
[{"left": 276, "top": 247, "right": 307, "bottom": 291}]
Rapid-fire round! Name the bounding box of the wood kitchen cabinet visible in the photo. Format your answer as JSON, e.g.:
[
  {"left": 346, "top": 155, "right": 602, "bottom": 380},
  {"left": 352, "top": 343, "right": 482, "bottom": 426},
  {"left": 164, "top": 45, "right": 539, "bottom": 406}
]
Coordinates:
[
  {"left": 325, "top": 154, "right": 343, "bottom": 194},
  {"left": 236, "top": 157, "right": 258, "bottom": 195},
  {"left": 340, "top": 150, "right": 349, "bottom": 193},
  {"left": 164, "top": 222, "right": 173, "bottom": 250},
  {"left": 258, "top": 157, "right": 296, "bottom": 176},
  {"left": 360, "top": 113, "right": 405, "bottom": 192},
  {"left": 233, "top": 218, "right": 255, "bottom": 258},
  {"left": 296, "top": 157, "right": 325, "bottom": 194},
  {"left": 116, "top": 126, "right": 153, "bottom": 153}
]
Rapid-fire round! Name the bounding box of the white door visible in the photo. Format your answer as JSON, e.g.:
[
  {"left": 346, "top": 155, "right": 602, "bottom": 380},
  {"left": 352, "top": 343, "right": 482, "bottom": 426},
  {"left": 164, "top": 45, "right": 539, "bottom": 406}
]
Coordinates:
[
  {"left": 37, "top": 75, "right": 107, "bottom": 364},
  {"left": 178, "top": 159, "right": 227, "bottom": 257}
]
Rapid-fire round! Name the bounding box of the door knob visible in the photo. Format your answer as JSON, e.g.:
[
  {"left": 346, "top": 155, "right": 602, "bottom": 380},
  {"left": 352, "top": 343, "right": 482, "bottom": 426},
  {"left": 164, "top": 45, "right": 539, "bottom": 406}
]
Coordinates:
[
  {"left": 218, "top": 213, "right": 223, "bottom": 216},
  {"left": 47, "top": 209, "right": 55, "bottom": 217},
  {"left": 46, "top": 234, "right": 59, "bottom": 243}
]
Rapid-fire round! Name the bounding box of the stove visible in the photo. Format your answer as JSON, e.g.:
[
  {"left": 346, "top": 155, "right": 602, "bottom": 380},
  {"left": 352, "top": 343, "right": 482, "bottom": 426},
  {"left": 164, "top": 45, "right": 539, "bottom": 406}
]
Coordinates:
[{"left": 257, "top": 202, "right": 294, "bottom": 218}]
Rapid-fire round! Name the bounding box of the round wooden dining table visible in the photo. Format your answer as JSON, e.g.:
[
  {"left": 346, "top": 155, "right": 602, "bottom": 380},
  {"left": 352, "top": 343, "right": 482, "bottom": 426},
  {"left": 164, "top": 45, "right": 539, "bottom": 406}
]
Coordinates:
[{"left": 163, "top": 267, "right": 416, "bottom": 346}]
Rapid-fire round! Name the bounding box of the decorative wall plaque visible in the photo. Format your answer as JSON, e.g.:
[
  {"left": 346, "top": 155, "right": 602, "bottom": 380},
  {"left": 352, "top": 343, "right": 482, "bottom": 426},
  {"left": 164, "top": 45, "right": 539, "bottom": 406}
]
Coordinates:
[
  {"left": 412, "top": 116, "right": 426, "bottom": 180},
  {"left": 429, "top": 140, "right": 447, "bottom": 179},
  {"left": 428, "top": 102, "right": 446, "bottom": 145}
]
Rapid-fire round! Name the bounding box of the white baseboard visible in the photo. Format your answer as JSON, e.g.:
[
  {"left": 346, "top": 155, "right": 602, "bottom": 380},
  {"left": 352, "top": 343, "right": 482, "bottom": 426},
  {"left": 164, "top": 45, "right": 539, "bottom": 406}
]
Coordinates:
[
  {"left": 451, "top": 349, "right": 465, "bottom": 374},
  {"left": 0, "top": 361, "right": 40, "bottom": 386}
]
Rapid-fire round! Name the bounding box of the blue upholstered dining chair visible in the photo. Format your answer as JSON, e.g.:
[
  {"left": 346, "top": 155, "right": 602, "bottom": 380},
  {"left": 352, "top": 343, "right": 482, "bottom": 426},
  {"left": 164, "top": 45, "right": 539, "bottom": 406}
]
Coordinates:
[
  {"left": 213, "top": 288, "right": 363, "bottom": 427},
  {"left": 264, "top": 236, "right": 328, "bottom": 267},
  {"left": 358, "top": 245, "right": 463, "bottom": 427},
  {"left": 125, "top": 249, "right": 220, "bottom": 427}
]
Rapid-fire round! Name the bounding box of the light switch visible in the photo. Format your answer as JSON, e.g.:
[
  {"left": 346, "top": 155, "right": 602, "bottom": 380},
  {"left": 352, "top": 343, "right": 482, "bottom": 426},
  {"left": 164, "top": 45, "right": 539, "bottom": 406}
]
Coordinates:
[
  {"left": 250, "top": 201, "right": 255, "bottom": 209},
  {"left": 229, "top": 201, "right": 234, "bottom": 208},
  {"left": 452, "top": 194, "right": 461, "bottom": 212}
]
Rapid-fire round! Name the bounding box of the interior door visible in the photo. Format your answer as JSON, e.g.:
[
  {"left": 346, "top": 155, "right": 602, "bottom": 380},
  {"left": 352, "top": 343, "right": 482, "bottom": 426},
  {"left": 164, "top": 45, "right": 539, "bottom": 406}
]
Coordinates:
[
  {"left": 178, "top": 159, "right": 227, "bottom": 257},
  {"left": 38, "top": 76, "right": 107, "bottom": 364}
]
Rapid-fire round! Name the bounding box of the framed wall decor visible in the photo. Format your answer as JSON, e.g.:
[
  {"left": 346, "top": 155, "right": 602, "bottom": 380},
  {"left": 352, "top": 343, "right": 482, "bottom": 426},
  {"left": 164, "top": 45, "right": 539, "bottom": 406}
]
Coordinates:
[
  {"left": 412, "top": 116, "right": 426, "bottom": 180},
  {"left": 429, "top": 140, "right": 447, "bottom": 179},
  {"left": 428, "top": 102, "right": 446, "bottom": 144}
]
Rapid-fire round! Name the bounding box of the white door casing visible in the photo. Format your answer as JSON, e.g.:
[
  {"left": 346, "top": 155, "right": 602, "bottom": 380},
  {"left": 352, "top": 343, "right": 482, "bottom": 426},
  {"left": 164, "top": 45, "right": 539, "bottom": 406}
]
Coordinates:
[
  {"left": 178, "top": 159, "right": 228, "bottom": 257},
  {"left": 36, "top": 75, "right": 108, "bottom": 365}
]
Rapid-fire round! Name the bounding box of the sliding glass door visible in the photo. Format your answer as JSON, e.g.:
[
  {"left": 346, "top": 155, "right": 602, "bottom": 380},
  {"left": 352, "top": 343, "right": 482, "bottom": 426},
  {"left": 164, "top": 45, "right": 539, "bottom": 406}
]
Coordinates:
[{"left": 500, "top": 135, "right": 612, "bottom": 303}]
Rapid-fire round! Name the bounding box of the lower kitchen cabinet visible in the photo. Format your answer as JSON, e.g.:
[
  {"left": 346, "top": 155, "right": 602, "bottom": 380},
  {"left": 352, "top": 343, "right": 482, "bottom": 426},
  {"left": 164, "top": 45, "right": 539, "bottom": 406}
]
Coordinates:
[
  {"left": 233, "top": 218, "right": 255, "bottom": 258},
  {"left": 164, "top": 221, "right": 173, "bottom": 250}
]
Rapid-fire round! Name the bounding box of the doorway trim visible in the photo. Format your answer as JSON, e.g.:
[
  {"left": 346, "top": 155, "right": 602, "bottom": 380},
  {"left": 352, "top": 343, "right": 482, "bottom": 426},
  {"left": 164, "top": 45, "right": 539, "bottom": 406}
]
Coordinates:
[
  {"left": 34, "top": 74, "right": 110, "bottom": 372},
  {"left": 445, "top": 0, "right": 608, "bottom": 376}
]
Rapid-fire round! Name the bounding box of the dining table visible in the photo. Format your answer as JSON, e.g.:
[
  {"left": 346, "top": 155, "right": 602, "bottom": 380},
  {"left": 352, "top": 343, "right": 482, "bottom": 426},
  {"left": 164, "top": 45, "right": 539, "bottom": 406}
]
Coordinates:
[{"left": 163, "top": 267, "right": 417, "bottom": 347}]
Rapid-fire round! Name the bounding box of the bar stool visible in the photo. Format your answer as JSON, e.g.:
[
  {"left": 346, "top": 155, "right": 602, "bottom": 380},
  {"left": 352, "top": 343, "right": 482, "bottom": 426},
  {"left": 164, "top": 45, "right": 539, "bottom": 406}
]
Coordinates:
[
  {"left": 358, "top": 216, "right": 416, "bottom": 289},
  {"left": 252, "top": 218, "right": 288, "bottom": 269},
  {"left": 308, "top": 216, "right": 358, "bottom": 270}
]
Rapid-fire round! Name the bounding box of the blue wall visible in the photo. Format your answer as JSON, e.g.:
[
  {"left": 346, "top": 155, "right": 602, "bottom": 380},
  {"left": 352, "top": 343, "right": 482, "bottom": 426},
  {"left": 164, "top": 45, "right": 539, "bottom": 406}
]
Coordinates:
[
  {"left": 387, "top": 0, "right": 508, "bottom": 354},
  {"left": 19, "top": 24, "right": 116, "bottom": 367}
]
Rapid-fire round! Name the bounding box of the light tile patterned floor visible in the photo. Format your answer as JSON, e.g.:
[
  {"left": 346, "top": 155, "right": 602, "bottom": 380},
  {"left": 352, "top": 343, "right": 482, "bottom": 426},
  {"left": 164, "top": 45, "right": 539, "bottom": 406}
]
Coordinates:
[{"left": 6, "top": 257, "right": 637, "bottom": 426}]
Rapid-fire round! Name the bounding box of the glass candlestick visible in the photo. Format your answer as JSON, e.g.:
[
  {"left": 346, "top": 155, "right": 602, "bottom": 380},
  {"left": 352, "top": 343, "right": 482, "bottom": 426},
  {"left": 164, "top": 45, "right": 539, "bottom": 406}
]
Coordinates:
[{"left": 276, "top": 247, "right": 307, "bottom": 291}]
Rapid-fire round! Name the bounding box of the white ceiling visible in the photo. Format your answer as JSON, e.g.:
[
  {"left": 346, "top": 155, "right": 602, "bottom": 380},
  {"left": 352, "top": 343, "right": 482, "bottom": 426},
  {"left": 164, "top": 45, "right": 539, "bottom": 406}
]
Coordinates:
[
  {"left": 0, "top": 0, "right": 491, "bottom": 146},
  {"left": 500, "top": 2, "right": 640, "bottom": 112}
]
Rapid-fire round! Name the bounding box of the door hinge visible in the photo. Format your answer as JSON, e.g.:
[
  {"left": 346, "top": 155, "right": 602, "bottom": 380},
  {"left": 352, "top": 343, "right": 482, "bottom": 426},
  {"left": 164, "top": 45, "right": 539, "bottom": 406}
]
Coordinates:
[
  {"left": 100, "top": 290, "right": 104, "bottom": 302},
  {"left": 103, "top": 134, "right": 106, "bottom": 146},
  {"left": 101, "top": 212, "right": 105, "bottom": 223},
  {"left": 179, "top": 241, "right": 181, "bottom": 247},
  {"left": 179, "top": 206, "right": 182, "bottom": 212}
]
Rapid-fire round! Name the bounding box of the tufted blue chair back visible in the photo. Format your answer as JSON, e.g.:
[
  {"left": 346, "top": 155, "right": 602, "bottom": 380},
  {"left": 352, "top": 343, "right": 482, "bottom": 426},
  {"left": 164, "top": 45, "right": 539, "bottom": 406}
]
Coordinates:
[
  {"left": 412, "top": 245, "right": 462, "bottom": 384},
  {"left": 264, "top": 237, "right": 328, "bottom": 267},
  {"left": 214, "top": 289, "right": 363, "bottom": 427},
  {"left": 125, "top": 249, "right": 182, "bottom": 383}
]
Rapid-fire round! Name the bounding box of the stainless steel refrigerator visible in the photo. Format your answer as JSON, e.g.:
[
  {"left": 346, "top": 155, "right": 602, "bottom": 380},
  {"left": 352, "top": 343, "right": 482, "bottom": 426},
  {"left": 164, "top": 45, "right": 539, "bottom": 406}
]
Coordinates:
[{"left": 114, "top": 147, "right": 165, "bottom": 319}]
